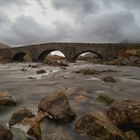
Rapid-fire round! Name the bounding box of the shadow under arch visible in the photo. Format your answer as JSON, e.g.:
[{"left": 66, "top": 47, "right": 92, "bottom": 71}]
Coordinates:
[
  {"left": 12, "top": 52, "right": 26, "bottom": 62},
  {"left": 76, "top": 51, "right": 103, "bottom": 62},
  {"left": 37, "top": 49, "right": 66, "bottom": 62}
]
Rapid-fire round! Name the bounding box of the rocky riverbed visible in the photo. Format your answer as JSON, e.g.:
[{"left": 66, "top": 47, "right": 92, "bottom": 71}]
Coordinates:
[{"left": 0, "top": 61, "right": 140, "bottom": 140}]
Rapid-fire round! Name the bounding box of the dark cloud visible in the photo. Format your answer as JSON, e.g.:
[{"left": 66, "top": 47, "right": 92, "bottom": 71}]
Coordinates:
[
  {"left": 101, "top": 0, "right": 140, "bottom": 11},
  {"left": 51, "top": 0, "right": 99, "bottom": 18},
  {"left": 75, "top": 11, "right": 140, "bottom": 43},
  {"left": 112, "top": 0, "right": 140, "bottom": 9},
  {"left": 0, "top": 14, "right": 72, "bottom": 46}
]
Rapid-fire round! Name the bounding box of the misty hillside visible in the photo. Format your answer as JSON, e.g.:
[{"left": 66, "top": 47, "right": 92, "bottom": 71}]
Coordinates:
[{"left": 0, "top": 43, "right": 10, "bottom": 49}]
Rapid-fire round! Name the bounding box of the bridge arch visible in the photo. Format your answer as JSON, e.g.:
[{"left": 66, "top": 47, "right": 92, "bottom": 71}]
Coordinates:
[
  {"left": 12, "top": 52, "right": 27, "bottom": 62},
  {"left": 75, "top": 51, "right": 103, "bottom": 62},
  {"left": 37, "top": 49, "right": 66, "bottom": 62}
]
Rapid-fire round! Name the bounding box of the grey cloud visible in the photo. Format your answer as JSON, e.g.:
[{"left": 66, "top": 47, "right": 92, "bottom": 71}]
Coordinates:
[
  {"left": 75, "top": 11, "right": 140, "bottom": 43},
  {"left": 0, "top": 0, "right": 27, "bottom": 6},
  {"left": 50, "top": 0, "right": 140, "bottom": 43},
  {"left": 0, "top": 0, "right": 28, "bottom": 10},
  {"left": 51, "top": 0, "right": 99, "bottom": 18},
  {"left": 0, "top": 12, "right": 10, "bottom": 27},
  {"left": 0, "top": 0, "right": 140, "bottom": 46},
  {"left": 0, "top": 14, "right": 72, "bottom": 46},
  {"left": 1, "top": 11, "right": 140, "bottom": 46},
  {"left": 117, "top": 0, "right": 140, "bottom": 9},
  {"left": 35, "top": 0, "right": 47, "bottom": 15},
  {"left": 102, "top": 0, "right": 140, "bottom": 10}
]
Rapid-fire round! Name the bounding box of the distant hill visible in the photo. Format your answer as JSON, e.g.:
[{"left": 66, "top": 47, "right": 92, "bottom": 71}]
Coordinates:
[
  {"left": 0, "top": 43, "right": 10, "bottom": 49},
  {"left": 84, "top": 52, "right": 97, "bottom": 57},
  {"left": 120, "top": 40, "right": 140, "bottom": 43},
  {"left": 47, "top": 53, "right": 65, "bottom": 60}
]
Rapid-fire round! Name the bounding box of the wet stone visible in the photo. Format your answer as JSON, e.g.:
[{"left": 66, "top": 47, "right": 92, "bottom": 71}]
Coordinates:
[
  {"left": 102, "top": 76, "right": 116, "bottom": 83},
  {"left": 97, "top": 94, "right": 115, "bottom": 105},
  {"left": 74, "top": 95, "right": 87, "bottom": 103},
  {"left": 75, "top": 111, "right": 126, "bottom": 140},
  {"left": 107, "top": 100, "right": 140, "bottom": 133},
  {"left": 26, "top": 121, "right": 42, "bottom": 140},
  {"left": 36, "top": 70, "right": 46, "bottom": 74},
  {"left": 28, "top": 76, "right": 36, "bottom": 79},
  {"left": 21, "top": 68, "right": 27, "bottom": 71},
  {"left": 75, "top": 69, "right": 100, "bottom": 75},
  {"left": 0, "top": 124, "right": 13, "bottom": 140},
  {"left": 21, "top": 111, "right": 46, "bottom": 126},
  {"left": 28, "top": 64, "right": 38, "bottom": 68},
  {"left": 21, "top": 112, "right": 47, "bottom": 140},
  {"left": 38, "top": 91, "right": 76, "bottom": 123},
  {"left": 9, "top": 107, "right": 35, "bottom": 126},
  {"left": 0, "top": 92, "right": 16, "bottom": 107},
  {"left": 74, "top": 69, "right": 117, "bottom": 75}
]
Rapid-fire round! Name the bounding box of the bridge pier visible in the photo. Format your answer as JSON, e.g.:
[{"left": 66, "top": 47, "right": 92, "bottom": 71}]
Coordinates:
[{"left": 66, "top": 58, "right": 76, "bottom": 63}]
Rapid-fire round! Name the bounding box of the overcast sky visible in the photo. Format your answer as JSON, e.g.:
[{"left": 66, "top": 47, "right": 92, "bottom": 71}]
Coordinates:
[{"left": 0, "top": 0, "right": 140, "bottom": 46}]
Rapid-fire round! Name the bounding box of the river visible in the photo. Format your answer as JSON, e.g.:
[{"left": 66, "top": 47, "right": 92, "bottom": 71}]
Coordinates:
[{"left": 0, "top": 62, "right": 140, "bottom": 140}]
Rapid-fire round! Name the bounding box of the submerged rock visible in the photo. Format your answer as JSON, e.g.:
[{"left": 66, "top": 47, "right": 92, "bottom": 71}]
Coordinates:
[
  {"left": 102, "top": 76, "right": 116, "bottom": 83},
  {"left": 9, "top": 107, "right": 35, "bottom": 126},
  {"left": 107, "top": 100, "right": 140, "bottom": 133},
  {"left": 28, "top": 77, "right": 36, "bottom": 79},
  {"left": 38, "top": 91, "right": 76, "bottom": 123},
  {"left": 36, "top": 70, "right": 46, "bottom": 74},
  {"left": 28, "top": 64, "right": 38, "bottom": 68},
  {"left": 75, "top": 111, "right": 126, "bottom": 140},
  {"left": 21, "top": 68, "right": 27, "bottom": 71},
  {"left": 0, "top": 124, "right": 13, "bottom": 140},
  {"left": 75, "top": 69, "right": 117, "bottom": 75},
  {"left": 0, "top": 92, "right": 16, "bottom": 107},
  {"left": 74, "top": 95, "right": 87, "bottom": 103},
  {"left": 75, "top": 69, "right": 100, "bottom": 75},
  {"left": 97, "top": 94, "right": 115, "bottom": 105}
]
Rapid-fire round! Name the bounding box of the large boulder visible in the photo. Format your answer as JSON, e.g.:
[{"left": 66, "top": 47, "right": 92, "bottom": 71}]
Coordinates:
[
  {"left": 0, "top": 92, "right": 16, "bottom": 107},
  {"left": 38, "top": 91, "right": 76, "bottom": 123},
  {"left": 107, "top": 100, "right": 140, "bottom": 133},
  {"left": 107, "top": 100, "right": 140, "bottom": 137},
  {"left": 9, "top": 107, "right": 35, "bottom": 126},
  {"left": 125, "top": 131, "right": 139, "bottom": 140},
  {"left": 0, "top": 124, "right": 13, "bottom": 140},
  {"left": 75, "top": 111, "right": 126, "bottom": 140}
]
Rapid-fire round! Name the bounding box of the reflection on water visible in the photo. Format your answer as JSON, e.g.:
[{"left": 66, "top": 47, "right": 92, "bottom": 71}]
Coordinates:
[{"left": 0, "top": 62, "right": 140, "bottom": 139}]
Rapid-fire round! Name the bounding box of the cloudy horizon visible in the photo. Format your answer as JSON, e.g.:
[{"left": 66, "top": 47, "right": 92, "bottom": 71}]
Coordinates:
[{"left": 0, "top": 0, "right": 140, "bottom": 46}]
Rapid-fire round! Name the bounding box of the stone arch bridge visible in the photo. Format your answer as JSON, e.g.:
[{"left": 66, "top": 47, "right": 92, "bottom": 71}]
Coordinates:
[{"left": 0, "top": 43, "right": 140, "bottom": 63}]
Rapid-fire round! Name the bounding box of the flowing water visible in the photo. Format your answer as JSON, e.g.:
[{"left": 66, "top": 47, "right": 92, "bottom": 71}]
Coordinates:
[{"left": 0, "top": 62, "right": 140, "bottom": 140}]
